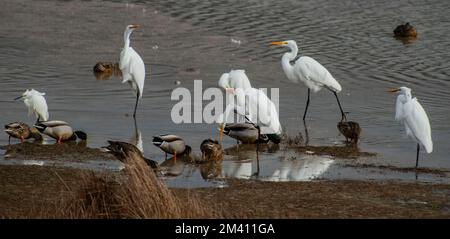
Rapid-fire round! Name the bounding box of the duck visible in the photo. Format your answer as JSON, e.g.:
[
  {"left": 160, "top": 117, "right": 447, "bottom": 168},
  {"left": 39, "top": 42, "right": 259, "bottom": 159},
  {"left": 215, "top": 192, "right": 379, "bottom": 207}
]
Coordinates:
[
  {"left": 222, "top": 123, "right": 269, "bottom": 144},
  {"left": 200, "top": 139, "right": 223, "bottom": 162},
  {"left": 4, "top": 122, "right": 43, "bottom": 143},
  {"left": 394, "top": 22, "right": 417, "bottom": 38},
  {"left": 337, "top": 113, "right": 361, "bottom": 144},
  {"left": 152, "top": 134, "right": 191, "bottom": 162},
  {"left": 105, "top": 141, "right": 158, "bottom": 169},
  {"left": 34, "top": 120, "right": 87, "bottom": 144}
]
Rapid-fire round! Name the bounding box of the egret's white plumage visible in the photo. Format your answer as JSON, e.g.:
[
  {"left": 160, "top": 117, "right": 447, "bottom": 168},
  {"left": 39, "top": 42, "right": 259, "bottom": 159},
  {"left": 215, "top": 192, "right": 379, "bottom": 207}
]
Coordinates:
[
  {"left": 391, "top": 86, "right": 432, "bottom": 169},
  {"left": 270, "top": 40, "right": 345, "bottom": 121},
  {"left": 218, "top": 69, "right": 252, "bottom": 93},
  {"left": 15, "top": 89, "right": 49, "bottom": 123},
  {"left": 218, "top": 87, "right": 282, "bottom": 143},
  {"left": 119, "top": 24, "right": 145, "bottom": 117}
]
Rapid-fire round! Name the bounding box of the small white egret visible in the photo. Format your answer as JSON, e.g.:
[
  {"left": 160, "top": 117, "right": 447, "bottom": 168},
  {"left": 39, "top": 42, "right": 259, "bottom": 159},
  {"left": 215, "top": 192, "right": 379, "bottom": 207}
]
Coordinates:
[
  {"left": 15, "top": 89, "right": 49, "bottom": 123},
  {"left": 388, "top": 87, "right": 433, "bottom": 169},
  {"left": 270, "top": 40, "right": 346, "bottom": 121},
  {"left": 119, "top": 24, "right": 146, "bottom": 118}
]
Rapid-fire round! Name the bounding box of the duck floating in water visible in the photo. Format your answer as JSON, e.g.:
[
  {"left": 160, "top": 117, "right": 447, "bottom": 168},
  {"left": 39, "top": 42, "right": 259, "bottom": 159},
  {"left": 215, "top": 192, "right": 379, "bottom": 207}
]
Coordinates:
[
  {"left": 152, "top": 134, "right": 191, "bottom": 162},
  {"left": 34, "top": 120, "right": 87, "bottom": 144},
  {"left": 337, "top": 113, "right": 361, "bottom": 144},
  {"left": 15, "top": 89, "right": 49, "bottom": 124},
  {"left": 200, "top": 139, "right": 223, "bottom": 162},
  {"left": 105, "top": 141, "right": 158, "bottom": 169},
  {"left": 4, "top": 122, "right": 43, "bottom": 143},
  {"left": 394, "top": 22, "right": 417, "bottom": 38},
  {"left": 93, "top": 62, "right": 121, "bottom": 80}
]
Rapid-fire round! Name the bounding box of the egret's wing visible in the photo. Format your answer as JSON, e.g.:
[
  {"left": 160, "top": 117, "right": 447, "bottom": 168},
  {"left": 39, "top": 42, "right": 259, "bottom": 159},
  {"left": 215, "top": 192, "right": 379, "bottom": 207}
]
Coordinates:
[
  {"left": 295, "top": 56, "right": 342, "bottom": 92},
  {"left": 119, "top": 48, "right": 131, "bottom": 71},
  {"left": 129, "top": 49, "right": 146, "bottom": 98},
  {"left": 404, "top": 98, "right": 433, "bottom": 153},
  {"left": 33, "top": 95, "right": 49, "bottom": 121}
]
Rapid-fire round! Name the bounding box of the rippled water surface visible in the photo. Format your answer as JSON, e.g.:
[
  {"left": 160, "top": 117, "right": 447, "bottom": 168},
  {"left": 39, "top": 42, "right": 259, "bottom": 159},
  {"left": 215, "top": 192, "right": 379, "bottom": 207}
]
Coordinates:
[{"left": 1, "top": 0, "right": 450, "bottom": 186}]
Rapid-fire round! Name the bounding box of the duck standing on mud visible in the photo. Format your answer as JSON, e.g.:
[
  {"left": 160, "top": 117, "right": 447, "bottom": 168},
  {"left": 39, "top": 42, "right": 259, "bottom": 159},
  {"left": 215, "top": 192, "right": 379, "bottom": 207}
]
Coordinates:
[
  {"left": 4, "top": 122, "right": 43, "bottom": 143},
  {"left": 200, "top": 139, "right": 223, "bottom": 162},
  {"left": 34, "top": 120, "right": 87, "bottom": 144},
  {"left": 152, "top": 134, "right": 191, "bottom": 162}
]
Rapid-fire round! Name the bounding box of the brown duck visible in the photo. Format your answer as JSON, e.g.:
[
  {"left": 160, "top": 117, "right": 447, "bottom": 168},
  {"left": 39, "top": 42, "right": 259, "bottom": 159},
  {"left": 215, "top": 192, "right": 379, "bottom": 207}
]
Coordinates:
[
  {"left": 394, "top": 22, "right": 417, "bottom": 38},
  {"left": 4, "top": 122, "right": 43, "bottom": 143},
  {"left": 337, "top": 114, "right": 361, "bottom": 144},
  {"left": 105, "top": 141, "right": 158, "bottom": 169}
]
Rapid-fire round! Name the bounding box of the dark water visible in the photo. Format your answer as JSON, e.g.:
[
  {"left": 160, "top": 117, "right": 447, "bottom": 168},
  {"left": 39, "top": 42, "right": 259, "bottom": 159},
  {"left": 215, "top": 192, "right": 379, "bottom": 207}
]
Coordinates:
[{"left": 1, "top": 0, "right": 450, "bottom": 186}]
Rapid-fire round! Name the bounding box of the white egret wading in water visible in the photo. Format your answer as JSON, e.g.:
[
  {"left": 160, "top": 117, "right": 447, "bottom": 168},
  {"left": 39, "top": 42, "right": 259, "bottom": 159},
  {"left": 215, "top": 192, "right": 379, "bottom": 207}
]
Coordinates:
[
  {"left": 270, "top": 40, "right": 346, "bottom": 121},
  {"left": 389, "top": 87, "right": 432, "bottom": 169},
  {"left": 15, "top": 89, "right": 49, "bottom": 124},
  {"left": 119, "top": 24, "right": 146, "bottom": 118}
]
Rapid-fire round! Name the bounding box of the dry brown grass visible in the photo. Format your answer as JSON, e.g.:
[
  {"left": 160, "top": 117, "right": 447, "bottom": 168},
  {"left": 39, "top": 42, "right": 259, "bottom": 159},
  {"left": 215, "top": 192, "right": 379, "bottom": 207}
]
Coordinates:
[{"left": 30, "top": 153, "right": 220, "bottom": 219}]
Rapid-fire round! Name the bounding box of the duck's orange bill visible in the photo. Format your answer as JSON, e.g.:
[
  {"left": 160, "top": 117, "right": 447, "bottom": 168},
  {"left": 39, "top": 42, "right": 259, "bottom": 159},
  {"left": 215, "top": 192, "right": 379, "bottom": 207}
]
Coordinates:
[
  {"left": 269, "top": 41, "right": 286, "bottom": 46},
  {"left": 387, "top": 88, "right": 400, "bottom": 93}
]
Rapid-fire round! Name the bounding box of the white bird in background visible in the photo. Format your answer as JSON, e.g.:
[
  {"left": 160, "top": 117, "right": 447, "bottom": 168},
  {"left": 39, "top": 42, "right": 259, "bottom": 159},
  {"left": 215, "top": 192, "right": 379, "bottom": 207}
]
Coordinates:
[
  {"left": 15, "top": 89, "right": 49, "bottom": 123},
  {"left": 270, "top": 40, "right": 346, "bottom": 121},
  {"left": 119, "top": 24, "right": 146, "bottom": 118},
  {"left": 389, "top": 86, "right": 433, "bottom": 169}
]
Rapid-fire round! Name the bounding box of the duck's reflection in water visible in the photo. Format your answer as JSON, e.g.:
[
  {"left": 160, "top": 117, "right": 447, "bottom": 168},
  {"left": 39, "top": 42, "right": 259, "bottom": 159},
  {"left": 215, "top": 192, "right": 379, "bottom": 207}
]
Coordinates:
[{"left": 267, "top": 156, "right": 335, "bottom": 182}]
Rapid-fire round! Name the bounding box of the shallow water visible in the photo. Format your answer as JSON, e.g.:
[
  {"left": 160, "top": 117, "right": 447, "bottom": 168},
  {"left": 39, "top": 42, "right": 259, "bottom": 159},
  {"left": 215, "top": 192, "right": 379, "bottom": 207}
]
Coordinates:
[{"left": 1, "top": 0, "right": 450, "bottom": 187}]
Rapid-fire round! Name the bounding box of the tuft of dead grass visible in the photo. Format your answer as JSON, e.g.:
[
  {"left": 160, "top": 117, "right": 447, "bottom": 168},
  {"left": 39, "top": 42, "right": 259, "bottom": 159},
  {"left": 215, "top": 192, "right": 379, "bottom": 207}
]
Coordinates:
[{"left": 30, "top": 154, "right": 220, "bottom": 219}]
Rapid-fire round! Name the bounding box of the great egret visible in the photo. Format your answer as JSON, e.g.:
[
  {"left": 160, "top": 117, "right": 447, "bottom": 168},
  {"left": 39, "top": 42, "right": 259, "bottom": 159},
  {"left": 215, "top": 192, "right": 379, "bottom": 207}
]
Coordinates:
[
  {"left": 270, "top": 40, "right": 346, "bottom": 121},
  {"left": 105, "top": 141, "right": 158, "bottom": 169},
  {"left": 4, "top": 122, "right": 43, "bottom": 143},
  {"left": 34, "top": 120, "right": 87, "bottom": 144},
  {"left": 152, "top": 134, "right": 192, "bottom": 162},
  {"left": 15, "top": 89, "right": 49, "bottom": 123},
  {"left": 218, "top": 87, "right": 282, "bottom": 144},
  {"left": 218, "top": 69, "right": 252, "bottom": 94},
  {"left": 388, "top": 87, "right": 433, "bottom": 169},
  {"left": 119, "top": 24, "right": 146, "bottom": 118}
]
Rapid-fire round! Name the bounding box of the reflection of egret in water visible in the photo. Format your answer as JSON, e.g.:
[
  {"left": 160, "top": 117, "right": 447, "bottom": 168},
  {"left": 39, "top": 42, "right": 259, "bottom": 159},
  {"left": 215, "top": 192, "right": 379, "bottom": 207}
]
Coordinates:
[
  {"left": 129, "top": 119, "right": 143, "bottom": 153},
  {"left": 268, "top": 156, "right": 334, "bottom": 182},
  {"left": 221, "top": 144, "right": 262, "bottom": 179}
]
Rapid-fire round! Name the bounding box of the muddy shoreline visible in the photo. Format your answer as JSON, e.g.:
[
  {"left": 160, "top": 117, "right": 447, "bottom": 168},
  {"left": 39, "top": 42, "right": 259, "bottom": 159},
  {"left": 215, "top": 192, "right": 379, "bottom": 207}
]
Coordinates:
[{"left": 0, "top": 163, "right": 449, "bottom": 218}]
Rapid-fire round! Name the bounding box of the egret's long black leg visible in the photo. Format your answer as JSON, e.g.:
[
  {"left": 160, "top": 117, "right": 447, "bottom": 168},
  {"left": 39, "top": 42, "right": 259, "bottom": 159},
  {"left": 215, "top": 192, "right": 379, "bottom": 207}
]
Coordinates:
[
  {"left": 303, "top": 121, "right": 309, "bottom": 146},
  {"left": 302, "top": 89, "right": 310, "bottom": 122},
  {"left": 332, "top": 91, "right": 346, "bottom": 121},
  {"left": 8, "top": 136, "right": 11, "bottom": 144},
  {"left": 133, "top": 92, "right": 140, "bottom": 118},
  {"left": 415, "top": 143, "right": 420, "bottom": 169},
  {"left": 415, "top": 143, "right": 420, "bottom": 180}
]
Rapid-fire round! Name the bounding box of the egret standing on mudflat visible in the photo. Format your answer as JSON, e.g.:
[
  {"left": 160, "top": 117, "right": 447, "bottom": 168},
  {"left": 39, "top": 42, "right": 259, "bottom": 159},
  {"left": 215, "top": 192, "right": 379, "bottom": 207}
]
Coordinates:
[
  {"left": 15, "top": 89, "right": 49, "bottom": 124},
  {"left": 270, "top": 40, "right": 346, "bottom": 121},
  {"left": 119, "top": 24, "right": 145, "bottom": 118},
  {"left": 389, "top": 86, "right": 432, "bottom": 169}
]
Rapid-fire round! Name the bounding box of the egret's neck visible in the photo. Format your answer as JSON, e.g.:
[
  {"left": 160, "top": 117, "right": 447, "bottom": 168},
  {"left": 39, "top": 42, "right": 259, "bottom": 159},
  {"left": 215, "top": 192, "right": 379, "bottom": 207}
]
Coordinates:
[
  {"left": 123, "top": 30, "right": 132, "bottom": 49},
  {"left": 281, "top": 45, "right": 298, "bottom": 81}
]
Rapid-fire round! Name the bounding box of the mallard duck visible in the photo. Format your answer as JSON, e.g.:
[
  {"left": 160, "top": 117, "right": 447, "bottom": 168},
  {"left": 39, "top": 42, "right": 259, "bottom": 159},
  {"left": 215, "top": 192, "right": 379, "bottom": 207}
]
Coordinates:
[
  {"left": 222, "top": 123, "right": 269, "bottom": 144},
  {"left": 4, "top": 122, "right": 43, "bottom": 143},
  {"left": 14, "top": 89, "right": 49, "bottom": 124},
  {"left": 105, "top": 141, "right": 158, "bottom": 169},
  {"left": 34, "top": 120, "right": 87, "bottom": 144},
  {"left": 337, "top": 113, "right": 361, "bottom": 144},
  {"left": 394, "top": 22, "right": 417, "bottom": 38},
  {"left": 200, "top": 139, "right": 222, "bottom": 162},
  {"left": 152, "top": 134, "right": 191, "bottom": 162}
]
